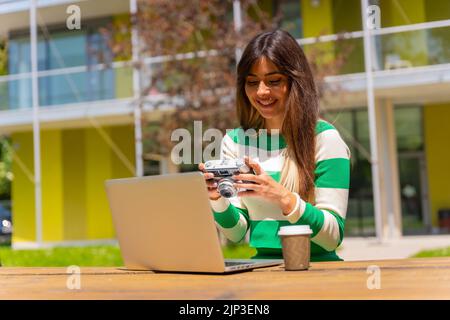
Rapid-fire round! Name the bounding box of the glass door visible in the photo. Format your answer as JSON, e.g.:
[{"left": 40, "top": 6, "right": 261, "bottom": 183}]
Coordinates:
[{"left": 398, "top": 152, "right": 431, "bottom": 235}]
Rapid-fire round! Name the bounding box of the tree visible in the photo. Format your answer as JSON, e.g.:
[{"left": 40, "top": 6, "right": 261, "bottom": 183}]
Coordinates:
[
  {"left": 0, "top": 38, "right": 9, "bottom": 111},
  {"left": 105, "top": 0, "right": 352, "bottom": 170},
  {"left": 0, "top": 38, "right": 7, "bottom": 76},
  {"left": 0, "top": 137, "right": 12, "bottom": 199},
  {"left": 0, "top": 39, "right": 12, "bottom": 199}
]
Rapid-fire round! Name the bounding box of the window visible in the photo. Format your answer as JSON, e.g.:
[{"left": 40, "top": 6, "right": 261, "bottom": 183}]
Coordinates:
[
  {"left": 7, "top": 18, "right": 115, "bottom": 108},
  {"left": 276, "top": 0, "right": 303, "bottom": 39},
  {"left": 394, "top": 105, "right": 423, "bottom": 152},
  {"left": 325, "top": 109, "right": 375, "bottom": 236}
]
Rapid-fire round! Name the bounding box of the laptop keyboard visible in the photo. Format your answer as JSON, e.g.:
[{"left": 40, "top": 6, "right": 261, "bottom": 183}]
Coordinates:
[{"left": 225, "top": 261, "right": 253, "bottom": 266}]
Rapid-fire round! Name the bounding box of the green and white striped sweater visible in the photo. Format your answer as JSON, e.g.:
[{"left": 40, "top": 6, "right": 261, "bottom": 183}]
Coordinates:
[{"left": 210, "top": 120, "right": 351, "bottom": 262}]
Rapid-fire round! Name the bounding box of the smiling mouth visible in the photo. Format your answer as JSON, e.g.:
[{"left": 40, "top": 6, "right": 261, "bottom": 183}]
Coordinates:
[{"left": 257, "top": 99, "right": 277, "bottom": 108}]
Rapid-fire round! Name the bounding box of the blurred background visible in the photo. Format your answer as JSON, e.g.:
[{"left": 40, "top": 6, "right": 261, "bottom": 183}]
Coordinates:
[{"left": 0, "top": 0, "right": 450, "bottom": 265}]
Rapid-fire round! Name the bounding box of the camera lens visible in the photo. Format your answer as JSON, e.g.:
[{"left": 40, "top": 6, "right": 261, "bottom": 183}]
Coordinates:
[{"left": 217, "top": 179, "right": 236, "bottom": 198}]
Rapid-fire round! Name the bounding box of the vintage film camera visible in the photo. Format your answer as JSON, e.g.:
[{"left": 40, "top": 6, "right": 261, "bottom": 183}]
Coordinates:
[{"left": 204, "top": 159, "right": 255, "bottom": 198}]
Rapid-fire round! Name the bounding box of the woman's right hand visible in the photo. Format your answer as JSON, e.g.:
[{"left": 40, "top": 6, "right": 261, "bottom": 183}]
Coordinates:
[{"left": 198, "top": 163, "right": 221, "bottom": 201}]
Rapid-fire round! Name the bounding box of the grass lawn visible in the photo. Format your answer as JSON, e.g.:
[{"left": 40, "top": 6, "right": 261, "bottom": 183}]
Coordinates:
[
  {"left": 410, "top": 246, "right": 450, "bottom": 258},
  {"left": 0, "top": 243, "right": 256, "bottom": 267},
  {"left": 0, "top": 245, "right": 124, "bottom": 267},
  {"left": 1, "top": 243, "right": 449, "bottom": 267}
]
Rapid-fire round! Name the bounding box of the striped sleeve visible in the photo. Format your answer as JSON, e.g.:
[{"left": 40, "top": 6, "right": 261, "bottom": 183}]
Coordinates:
[
  {"left": 210, "top": 133, "right": 250, "bottom": 243},
  {"left": 286, "top": 124, "right": 350, "bottom": 252}
]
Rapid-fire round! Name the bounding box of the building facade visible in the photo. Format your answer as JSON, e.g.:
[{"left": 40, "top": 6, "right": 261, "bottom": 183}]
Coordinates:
[{"left": 0, "top": 0, "right": 449, "bottom": 248}]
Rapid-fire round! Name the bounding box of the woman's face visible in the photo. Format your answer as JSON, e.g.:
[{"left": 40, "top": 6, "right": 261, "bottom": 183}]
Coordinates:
[{"left": 244, "top": 56, "right": 289, "bottom": 129}]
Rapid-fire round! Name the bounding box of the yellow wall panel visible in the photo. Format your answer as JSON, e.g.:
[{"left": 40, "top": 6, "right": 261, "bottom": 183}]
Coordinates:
[
  {"left": 424, "top": 103, "right": 450, "bottom": 227},
  {"left": 62, "top": 129, "right": 87, "bottom": 240},
  {"left": 11, "top": 132, "right": 35, "bottom": 243},
  {"left": 41, "top": 130, "right": 64, "bottom": 241},
  {"left": 85, "top": 127, "right": 114, "bottom": 239},
  {"left": 113, "top": 13, "right": 133, "bottom": 99},
  {"left": 380, "top": 0, "right": 426, "bottom": 26},
  {"left": 111, "top": 125, "right": 135, "bottom": 179},
  {"left": 379, "top": 0, "right": 428, "bottom": 68},
  {"left": 301, "top": 0, "right": 333, "bottom": 37},
  {"left": 115, "top": 67, "right": 134, "bottom": 99},
  {"left": 301, "top": 0, "right": 335, "bottom": 67}
]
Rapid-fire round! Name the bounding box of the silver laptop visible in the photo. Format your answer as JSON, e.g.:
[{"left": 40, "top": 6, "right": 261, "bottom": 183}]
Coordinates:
[{"left": 105, "top": 172, "right": 282, "bottom": 273}]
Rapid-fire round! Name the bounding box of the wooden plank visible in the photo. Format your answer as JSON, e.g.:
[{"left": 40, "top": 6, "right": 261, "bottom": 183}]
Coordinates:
[{"left": 1, "top": 258, "right": 449, "bottom": 299}]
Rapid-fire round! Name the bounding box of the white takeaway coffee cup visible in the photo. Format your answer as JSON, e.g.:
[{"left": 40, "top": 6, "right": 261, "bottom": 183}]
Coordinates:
[{"left": 278, "top": 225, "right": 313, "bottom": 271}]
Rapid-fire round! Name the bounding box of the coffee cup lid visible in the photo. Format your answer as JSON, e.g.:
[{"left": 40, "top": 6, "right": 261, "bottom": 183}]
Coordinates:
[{"left": 278, "top": 225, "right": 313, "bottom": 236}]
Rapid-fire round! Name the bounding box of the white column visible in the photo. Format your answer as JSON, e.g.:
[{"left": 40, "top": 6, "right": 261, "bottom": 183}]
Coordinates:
[
  {"left": 375, "top": 98, "right": 402, "bottom": 238},
  {"left": 130, "top": 0, "right": 144, "bottom": 177},
  {"left": 360, "top": 0, "right": 383, "bottom": 242},
  {"left": 30, "top": 0, "right": 43, "bottom": 245},
  {"left": 233, "top": 0, "right": 243, "bottom": 62}
]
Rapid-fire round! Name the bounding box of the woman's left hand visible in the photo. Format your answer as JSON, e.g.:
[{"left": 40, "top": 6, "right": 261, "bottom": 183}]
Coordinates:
[{"left": 233, "top": 156, "right": 297, "bottom": 215}]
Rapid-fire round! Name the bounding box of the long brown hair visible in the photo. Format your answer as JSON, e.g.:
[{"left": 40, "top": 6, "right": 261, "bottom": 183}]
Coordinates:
[{"left": 236, "top": 29, "right": 319, "bottom": 202}]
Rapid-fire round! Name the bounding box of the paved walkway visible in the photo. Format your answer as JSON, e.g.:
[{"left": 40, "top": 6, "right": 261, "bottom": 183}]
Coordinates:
[{"left": 338, "top": 235, "right": 450, "bottom": 261}]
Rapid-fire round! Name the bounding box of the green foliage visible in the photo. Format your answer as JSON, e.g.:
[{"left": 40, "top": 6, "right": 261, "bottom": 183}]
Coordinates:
[
  {"left": 0, "top": 245, "right": 123, "bottom": 267},
  {"left": 0, "top": 39, "right": 8, "bottom": 110},
  {"left": 119, "top": 1, "right": 274, "bottom": 159},
  {"left": 0, "top": 138, "right": 13, "bottom": 198},
  {"left": 0, "top": 243, "right": 256, "bottom": 267},
  {"left": 0, "top": 39, "right": 7, "bottom": 76},
  {"left": 411, "top": 246, "right": 450, "bottom": 258}
]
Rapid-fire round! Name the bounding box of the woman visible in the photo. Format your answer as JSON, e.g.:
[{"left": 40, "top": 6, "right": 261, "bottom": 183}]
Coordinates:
[{"left": 199, "top": 29, "right": 350, "bottom": 262}]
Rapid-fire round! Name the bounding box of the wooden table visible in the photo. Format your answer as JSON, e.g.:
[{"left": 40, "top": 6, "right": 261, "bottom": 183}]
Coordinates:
[{"left": 1, "top": 257, "right": 449, "bottom": 300}]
